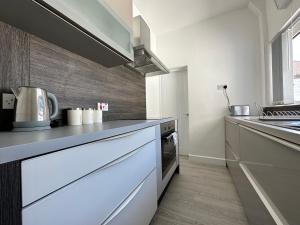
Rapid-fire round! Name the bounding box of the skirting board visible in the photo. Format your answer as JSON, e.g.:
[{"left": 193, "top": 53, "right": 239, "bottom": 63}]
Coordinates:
[{"left": 189, "top": 154, "right": 226, "bottom": 166}]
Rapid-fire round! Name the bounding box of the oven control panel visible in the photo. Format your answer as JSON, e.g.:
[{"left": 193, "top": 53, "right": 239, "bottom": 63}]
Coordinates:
[{"left": 160, "top": 120, "right": 175, "bottom": 135}]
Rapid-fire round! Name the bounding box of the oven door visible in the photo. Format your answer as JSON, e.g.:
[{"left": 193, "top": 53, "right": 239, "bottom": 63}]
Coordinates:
[{"left": 161, "top": 132, "right": 177, "bottom": 178}]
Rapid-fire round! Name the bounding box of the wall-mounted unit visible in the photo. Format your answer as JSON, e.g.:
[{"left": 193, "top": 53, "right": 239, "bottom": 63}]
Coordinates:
[
  {"left": 0, "top": 0, "right": 134, "bottom": 67},
  {"left": 127, "top": 16, "right": 169, "bottom": 76}
]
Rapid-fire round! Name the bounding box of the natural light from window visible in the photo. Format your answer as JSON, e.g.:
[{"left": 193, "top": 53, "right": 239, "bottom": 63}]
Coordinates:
[{"left": 293, "top": 33, "right": 300, "bottom": 102}]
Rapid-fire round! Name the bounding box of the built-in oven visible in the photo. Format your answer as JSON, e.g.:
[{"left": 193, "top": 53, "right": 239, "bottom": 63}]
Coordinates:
[
  {"left": 161, "top": 121, "right": 177, "bottom": 178},
  {"left": 155, "top": 119, "right": 179, "bottom": 200}
]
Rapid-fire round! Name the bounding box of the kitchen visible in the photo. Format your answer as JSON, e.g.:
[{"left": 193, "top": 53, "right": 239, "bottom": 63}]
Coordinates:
[{"left": 0, "top": 0, "right": 299, "bottom": 225}]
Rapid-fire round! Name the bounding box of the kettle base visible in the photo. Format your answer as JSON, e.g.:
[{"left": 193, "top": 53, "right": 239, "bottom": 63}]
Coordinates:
[
  {"left": 13, "top": 126, "right": 51, "bottom": 132},
  {"left": 13, "top": 121, "right": 51, "bottom": 132}
]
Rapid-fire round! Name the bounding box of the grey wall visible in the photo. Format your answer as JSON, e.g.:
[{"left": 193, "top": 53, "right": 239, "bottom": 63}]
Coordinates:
[{"left": 0, "top": 21, "right": 146, "bottom": 130}]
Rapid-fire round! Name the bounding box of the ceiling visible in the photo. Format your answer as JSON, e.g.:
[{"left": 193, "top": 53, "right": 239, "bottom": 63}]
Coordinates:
[{"left": 133, "top": 0, "right": 250, "bottom": 35}]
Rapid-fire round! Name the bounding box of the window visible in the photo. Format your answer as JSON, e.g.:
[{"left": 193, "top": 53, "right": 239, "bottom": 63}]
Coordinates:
[
  {"left": 272, "top": 17, "right": 300, "bottom": 105},
  {"left": 293, "top": 32, "right": 300, "bottom": 102}
]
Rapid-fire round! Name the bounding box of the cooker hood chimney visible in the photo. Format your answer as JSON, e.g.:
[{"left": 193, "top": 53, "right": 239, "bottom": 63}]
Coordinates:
[{"left": 127, "top": 16, "right": 169, "bottom": 76}]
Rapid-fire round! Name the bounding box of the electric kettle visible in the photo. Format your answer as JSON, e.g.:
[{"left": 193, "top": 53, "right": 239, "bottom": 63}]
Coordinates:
[{"left": 11, "top": 86, "right": 58, "bottom": 131}]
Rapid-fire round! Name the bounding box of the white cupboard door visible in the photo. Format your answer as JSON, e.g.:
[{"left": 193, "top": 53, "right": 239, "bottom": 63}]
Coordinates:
[
  {"left": 41, "top": 0, "right": 133, "bottom": 60},
  {"left": 103, "top": 170, "right": 157, "bottom": 225},
  {"left": 103, "top": 0, "right": 133, "bottom": 29},
  {"left": 22, "top": 141, "right": 156, "bottom": 225}
]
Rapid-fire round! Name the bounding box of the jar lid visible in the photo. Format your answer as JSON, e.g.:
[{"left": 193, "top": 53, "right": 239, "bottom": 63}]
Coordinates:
[{"left": 68, "top": 108, "right": 82, "bottom": 111}]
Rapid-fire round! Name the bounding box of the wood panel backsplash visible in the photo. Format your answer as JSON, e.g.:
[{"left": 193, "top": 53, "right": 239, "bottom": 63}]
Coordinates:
[{"left": 0, "top": 21, "right": 146, "bottom": 130}]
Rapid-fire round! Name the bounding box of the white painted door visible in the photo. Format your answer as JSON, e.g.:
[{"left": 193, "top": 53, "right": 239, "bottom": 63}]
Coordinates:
[
  {"left": 146, "top": 67, "right": 190, "bottom": 155},
  {"left": 146, "top": 76, "right": 162, "bottom": 119},
  {"left": 174, "top": 69, "right": 189, "bottom": 156}
]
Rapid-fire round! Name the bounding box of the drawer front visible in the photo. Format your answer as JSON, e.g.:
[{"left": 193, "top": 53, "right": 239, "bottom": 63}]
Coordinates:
[
  {"left": 22, "top": 141, "right": 156, "bottom": 225},
  {"left": 240, "top": 126, "right": 300, "bottom": 170},
  {"left": 104, "top": 170, "right": 157, "bottom": 225},
  {"left": 22, "top": 127, "right": 155, "bottom": 206}
]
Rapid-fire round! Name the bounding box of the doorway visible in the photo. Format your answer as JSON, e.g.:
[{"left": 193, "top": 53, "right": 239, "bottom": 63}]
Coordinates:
[{"left": 146, "top": 66, "right": 190, "bottom": 155}]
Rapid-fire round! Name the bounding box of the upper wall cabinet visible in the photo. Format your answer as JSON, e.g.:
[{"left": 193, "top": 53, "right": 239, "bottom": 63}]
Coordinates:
[{"left": 0, "top": 0, "right": 134, "bottom": 67}]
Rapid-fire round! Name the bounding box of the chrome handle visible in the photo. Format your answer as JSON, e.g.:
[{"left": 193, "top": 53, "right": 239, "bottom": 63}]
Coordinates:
[
  {"left": 101, "top": 130, "right": 139, "bottom": 142},
  {"left": 163, "top": 133, "right": 173, "bottom": 140},
  {"left": 102, "top": 180, "right": 145, "bottom": 225},
  {"left": 91, "top": 148, "right": 141, "bottom": 176}
]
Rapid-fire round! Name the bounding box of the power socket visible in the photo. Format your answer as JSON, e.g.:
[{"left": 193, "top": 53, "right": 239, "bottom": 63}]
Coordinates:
[
  {"left": 217, "top": 84, "right": 227, "bottom": 90},
  {"left": 2, "top": 93, "right": 16, "bottom": 109}
]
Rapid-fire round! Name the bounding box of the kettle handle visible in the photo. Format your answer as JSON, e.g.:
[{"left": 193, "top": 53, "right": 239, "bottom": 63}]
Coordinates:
[{"left": 48, "top": 92, "right": 58, "bottom": 120}]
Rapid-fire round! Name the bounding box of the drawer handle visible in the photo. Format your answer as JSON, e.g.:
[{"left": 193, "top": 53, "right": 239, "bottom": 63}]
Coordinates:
[
  {"left": 241, "top": 125, "right": 300, "bottom": 153},
  {"left": 102, "top": 130, "right": 140, "bottom": 142},
  {"left": 95, "top": 148, "right": 141, "bottom": 173},
  {"left": 102, "top": 180, "right": 145, "bottom": 225},
  {"left": 91, "top": 142, "right": 150, "bottom": 177}
]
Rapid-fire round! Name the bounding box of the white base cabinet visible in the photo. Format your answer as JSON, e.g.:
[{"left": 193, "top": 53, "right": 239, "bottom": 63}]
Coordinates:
[
  {"left": 225, "top": 118, "right": 300, "bottom": 225},
  {"left": 22, "top": 127, "right": 158, "bottom": 225},
  {"left": 22, "top": 127, "right": 155, "bottom": 206}
]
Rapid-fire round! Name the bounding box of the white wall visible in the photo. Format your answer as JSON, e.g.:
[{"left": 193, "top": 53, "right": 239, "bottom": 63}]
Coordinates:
[
  {"left": 156, "top": 8, "right": 263, "bottom": 163},
  {"left": 248, "top": 1, "right": 269, "bottom": 106}
]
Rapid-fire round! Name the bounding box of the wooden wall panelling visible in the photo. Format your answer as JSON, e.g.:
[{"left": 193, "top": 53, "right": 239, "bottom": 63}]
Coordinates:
[
  {"left": 0, "top": 21, "right": 30, "bottom": 130},
  {"left": 29, "top": 35, "right": 146, "bottom": 122},
  {"left": 0, "top": 21, "right": 30, "bottom": 92}
]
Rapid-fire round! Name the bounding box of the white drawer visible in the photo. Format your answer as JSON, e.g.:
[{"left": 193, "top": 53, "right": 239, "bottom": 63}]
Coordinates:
[
  {"left": 22, "top": 141, "right": 156, "bottom": 225},
  {"left": 22, "top": 126, "right": 155, "bottom": 206},
  {"left": 104, "top": 170, "right": 157, "bottom": 225}
]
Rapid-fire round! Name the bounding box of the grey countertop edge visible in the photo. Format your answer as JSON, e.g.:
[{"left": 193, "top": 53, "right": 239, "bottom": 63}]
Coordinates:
[
  {"left": 0, "top": 118, "right": 175, "bottom": 164},
  {"left": 225, "top": 116, "right": 300, "bottom": 146}
]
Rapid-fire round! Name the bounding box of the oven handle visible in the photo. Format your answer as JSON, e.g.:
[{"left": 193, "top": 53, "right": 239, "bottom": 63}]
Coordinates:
[
  {"left": 162, "top": 133, "right": 173, "bottom": 140},
  {"left": 162, "top": 132, "right": 177, "bottom": 145}
]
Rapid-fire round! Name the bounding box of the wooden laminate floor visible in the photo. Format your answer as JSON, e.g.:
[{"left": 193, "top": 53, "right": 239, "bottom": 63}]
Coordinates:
[{"left": 150, "top": 157, "right": 249, "bottom": 225}]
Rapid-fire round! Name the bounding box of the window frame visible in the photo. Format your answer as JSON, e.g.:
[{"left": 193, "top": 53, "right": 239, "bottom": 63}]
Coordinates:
[{"left": 271, "top": 13, "right": 300, "bottom": 105}]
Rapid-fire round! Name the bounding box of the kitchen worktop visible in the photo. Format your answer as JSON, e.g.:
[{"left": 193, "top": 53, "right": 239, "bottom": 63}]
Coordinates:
[
  {"left": 225, "top": 116, "right": 300, "bottom": 146},
  {"left": 0, "top": 118, "right": 174, "bottom": 164}
]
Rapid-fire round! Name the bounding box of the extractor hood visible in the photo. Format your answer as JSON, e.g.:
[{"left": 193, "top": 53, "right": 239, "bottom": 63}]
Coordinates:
[{"left": 127, "top": 16, "right": 169, "bottom": 76}]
